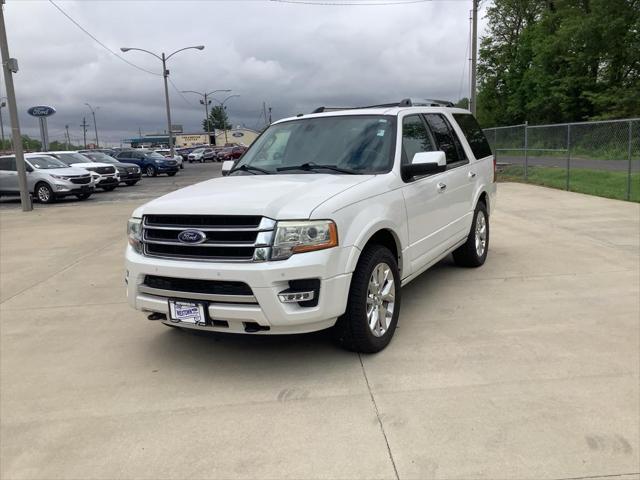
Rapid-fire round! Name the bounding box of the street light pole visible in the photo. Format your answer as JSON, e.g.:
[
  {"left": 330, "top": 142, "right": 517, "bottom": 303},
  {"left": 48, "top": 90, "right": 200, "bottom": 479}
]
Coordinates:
[
  {"left": 470, "top": 0, "right": 479, "bottom": 115},
  {"left": 182, "top": 89, "right": 231, "bottom": 144},
  {"left": 0, "top": 1, "right": 31, "bottom": 211},
  {"left": 121, "top": 45, "right": 205, "bottom": 157},
  {"left": 85, "top": 103, "right": 100, "bottom": 148}
]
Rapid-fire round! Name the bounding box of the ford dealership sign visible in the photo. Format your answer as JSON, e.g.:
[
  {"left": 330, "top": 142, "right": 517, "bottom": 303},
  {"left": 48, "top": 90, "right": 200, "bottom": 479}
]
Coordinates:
[{"left": 27, "top": 105, "right": 56, "bottom": 117}]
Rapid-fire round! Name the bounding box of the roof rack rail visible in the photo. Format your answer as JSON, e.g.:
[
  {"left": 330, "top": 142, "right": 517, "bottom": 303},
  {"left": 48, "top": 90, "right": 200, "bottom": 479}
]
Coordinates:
[{"left": 311, "top": 98, "right": 454, "bottom": 113}]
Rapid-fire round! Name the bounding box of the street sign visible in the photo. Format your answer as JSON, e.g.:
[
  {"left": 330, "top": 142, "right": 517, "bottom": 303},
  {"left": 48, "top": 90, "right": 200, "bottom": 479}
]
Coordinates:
[{"left": 27, "top": 105, "right": 56, "bottom": 117}]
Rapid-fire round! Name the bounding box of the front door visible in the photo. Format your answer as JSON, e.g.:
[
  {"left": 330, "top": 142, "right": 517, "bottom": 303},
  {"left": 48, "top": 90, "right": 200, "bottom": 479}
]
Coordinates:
[{"left": 0, "top": 157, "right": 18, "bottom": 193}]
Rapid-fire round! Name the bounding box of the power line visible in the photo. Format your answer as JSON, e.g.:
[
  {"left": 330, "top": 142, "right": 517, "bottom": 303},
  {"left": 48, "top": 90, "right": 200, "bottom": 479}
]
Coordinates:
[
  {"left": 167, "top": 78, "right": 194, "bottom": 106},
  {"left": 47, "top": 0, "right": 161, "bottom": 77}
]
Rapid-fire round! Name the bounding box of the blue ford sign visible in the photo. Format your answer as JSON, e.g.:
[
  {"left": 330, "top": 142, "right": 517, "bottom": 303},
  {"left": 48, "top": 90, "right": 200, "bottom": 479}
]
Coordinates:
[
  {"left": 27, "top": 105, "right": 56, "bottom": 117},
  {"left": 177, "top": 229, "right": 207, "bottom": 244}
]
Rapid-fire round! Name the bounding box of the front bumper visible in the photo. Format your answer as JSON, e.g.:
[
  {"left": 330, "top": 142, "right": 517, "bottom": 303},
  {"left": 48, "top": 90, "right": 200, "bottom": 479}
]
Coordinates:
[
  {"left": 156, "top": 164, "right": 179, "bottom": 172},
  {"left": 125, "top": 246, "right": 354, "bottom": 334},
  {"left": 119, "top": 172, "right": 142, "bottom": 182},
  {"left": 52, "top": 183, "right": 95, "bottom": 196},
  {"left": 96, "top": 175, "right": 119, "bottom": 188}
]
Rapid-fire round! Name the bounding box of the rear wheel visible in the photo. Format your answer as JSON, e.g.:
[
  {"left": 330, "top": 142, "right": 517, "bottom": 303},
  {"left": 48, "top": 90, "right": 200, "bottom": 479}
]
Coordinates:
[
  {"left": 333, "top": 244, "right": 400, "bottom": 353},
  {"left": 145, "top": 165, "right": 157, "bottom": 177},
  {"left": 35, "top": 182, "right": 55, "bottom": 204},
  {"left": 453, "top": 201, "right": 489, "bottom": 267},
  {"left": 75, "top": 193, "right": 91, "bottom": 200}
]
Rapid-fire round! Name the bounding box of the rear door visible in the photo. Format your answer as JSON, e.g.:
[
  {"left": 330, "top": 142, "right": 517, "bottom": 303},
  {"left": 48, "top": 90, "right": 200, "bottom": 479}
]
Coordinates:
[
  {"left": 118, "top": 151, "right": 142, "bottom": 168},
  {"left": 0, "top": 157, "right": 18, "bottom": 193}
]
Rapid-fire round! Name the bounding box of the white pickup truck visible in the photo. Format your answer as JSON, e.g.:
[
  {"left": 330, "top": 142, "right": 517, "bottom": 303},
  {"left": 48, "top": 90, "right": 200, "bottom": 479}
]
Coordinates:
[{"left": 126, "top": 99, "right": 496, "bottom": 352}]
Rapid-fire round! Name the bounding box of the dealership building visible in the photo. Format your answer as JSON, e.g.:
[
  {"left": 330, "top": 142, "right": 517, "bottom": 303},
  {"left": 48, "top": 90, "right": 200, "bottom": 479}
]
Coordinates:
[{"left": 123, "top": 127, "right": 260, "bottom": 148}]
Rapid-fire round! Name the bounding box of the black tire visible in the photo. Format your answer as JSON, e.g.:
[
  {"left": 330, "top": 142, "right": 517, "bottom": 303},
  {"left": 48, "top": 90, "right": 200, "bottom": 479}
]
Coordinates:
[
  {"left": 34, "top": 182, "right": 55, "bottom": 204},
  {"left": 453, "top": 201, "right": 489, "bottom": 268},
  {"left": 167, "top": 172, "right": 177, "bottom": 177},
  {"left": 125, "top": 181, "right": 139, "bottom": 186},
  {"left": 145, "top": 165, "right": 157, "bottom": 177},
  {"left": 333, "top": 244, "right": 401, "bottom": 353},
  {"left": 180, "top": 164, "right": 184, "bottom": 169},
  {"left": 75, "top": 193, "right": 91, "bottom": 200},
  {"left": 102, "top": 185, "right": 117, "bottom": 192}
]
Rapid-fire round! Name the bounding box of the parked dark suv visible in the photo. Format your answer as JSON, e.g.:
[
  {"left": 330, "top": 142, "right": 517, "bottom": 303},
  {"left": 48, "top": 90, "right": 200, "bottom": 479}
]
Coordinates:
[
  {"left": 79, "top": 151, "right": 142, "bottom": 186},
  {"left": 115, "top": 150, "right": 179, "bottom": 177}
]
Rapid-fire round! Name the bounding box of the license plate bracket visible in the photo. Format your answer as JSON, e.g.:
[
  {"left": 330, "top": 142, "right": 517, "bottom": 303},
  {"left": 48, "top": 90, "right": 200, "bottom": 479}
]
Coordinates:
[{"left": 168, "top": 299, "right": 207, "bottom": 325}]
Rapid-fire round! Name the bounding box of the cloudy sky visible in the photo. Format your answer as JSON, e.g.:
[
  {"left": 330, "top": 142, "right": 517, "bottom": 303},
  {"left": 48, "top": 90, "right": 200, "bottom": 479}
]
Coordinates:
[{"left": 3, "top": 0, "right": 488, "bottom": 146}]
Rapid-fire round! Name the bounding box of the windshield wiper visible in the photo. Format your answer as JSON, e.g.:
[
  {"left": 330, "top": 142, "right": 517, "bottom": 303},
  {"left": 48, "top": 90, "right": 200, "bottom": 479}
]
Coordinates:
[
  {"left": 276, "top": 162, "right": 357, "bottom": 174},
  {"left": 229, "top": 164, "right": 272, "bottom": 175}
]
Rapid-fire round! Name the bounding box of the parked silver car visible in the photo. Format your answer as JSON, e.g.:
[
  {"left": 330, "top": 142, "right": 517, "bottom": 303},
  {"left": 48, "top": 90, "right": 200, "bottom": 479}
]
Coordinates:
[{"left": 0, "top": 153, "right": 95, "bottom": 203}]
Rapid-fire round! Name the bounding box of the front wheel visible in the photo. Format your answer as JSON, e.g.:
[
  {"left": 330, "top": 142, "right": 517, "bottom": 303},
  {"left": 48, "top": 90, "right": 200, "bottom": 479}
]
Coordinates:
[
  {"left": 35, "top": 182, "right": 55, "bottom": 204},
  {"left": 180, "top": 164, "right": 184, "bottom": 169},
  {"left": 333, "top": 245, "right": 401, "bottom": 353},
  {"left": 75, "top": 193, "right": 91, "bottom": 200},
  {"left": 145, "top": 165, "right": 157, "bottom": 177},
  {"left": 453, "top": 201, "right": 489, "bottom": 267},
  {"left": 167, "top": 172, "right": 177, "bottom": 177},
  {"left": 102, "top": 185, "right": 117, "bottom": 192},
  {"left": 125, "top": 181, "right": 138, "bottom": 186}
]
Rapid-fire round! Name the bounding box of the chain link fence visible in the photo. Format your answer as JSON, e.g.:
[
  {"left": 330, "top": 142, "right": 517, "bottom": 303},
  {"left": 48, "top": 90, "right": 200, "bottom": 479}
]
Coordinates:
[{"left": 484, "top": 118, "right": 640, "bottom": 202}]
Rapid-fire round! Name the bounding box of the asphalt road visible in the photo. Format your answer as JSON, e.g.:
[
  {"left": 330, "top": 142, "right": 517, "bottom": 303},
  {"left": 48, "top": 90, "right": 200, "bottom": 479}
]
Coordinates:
[
  {"left": 0, "top": 161, "right": 223, "bottom": 210},
  {"left": 1, "top": 177, "right": 639, "bottom": 479},
  {"left": 497, "top": 154, "right": 639, "bottom": 172}
]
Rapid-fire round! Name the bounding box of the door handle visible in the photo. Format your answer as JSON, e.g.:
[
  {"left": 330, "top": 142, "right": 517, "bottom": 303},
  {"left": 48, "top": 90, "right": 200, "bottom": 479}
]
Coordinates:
[
  {"left": 468, "top": 171, "right": 477, "bottom": 179},
  {"left": 437, "top": 182, "right": 447, "bottom": 192}
]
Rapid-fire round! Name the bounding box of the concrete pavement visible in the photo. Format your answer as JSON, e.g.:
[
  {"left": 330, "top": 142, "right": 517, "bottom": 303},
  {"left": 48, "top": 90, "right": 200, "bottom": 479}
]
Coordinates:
[{"left": 1, "top": 180, "right": 639, "bottom": 479}]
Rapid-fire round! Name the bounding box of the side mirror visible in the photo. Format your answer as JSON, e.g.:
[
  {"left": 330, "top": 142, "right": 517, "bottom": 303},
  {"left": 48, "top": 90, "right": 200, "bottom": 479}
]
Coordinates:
[
  {"left": 25, "top": 165, "right": 33, "bottom": 173},
  {"left": 221, "top": 160, "right": 234, "bottom": 176},
  {"left": 401, "top": 151, "right": 446, "bottom": 180}
]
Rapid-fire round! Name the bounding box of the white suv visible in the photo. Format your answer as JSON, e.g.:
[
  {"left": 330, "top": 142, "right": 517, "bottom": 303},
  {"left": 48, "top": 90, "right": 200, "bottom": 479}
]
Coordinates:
[{"left": 126, "top": 99, "right": 496, "bottom": 352}]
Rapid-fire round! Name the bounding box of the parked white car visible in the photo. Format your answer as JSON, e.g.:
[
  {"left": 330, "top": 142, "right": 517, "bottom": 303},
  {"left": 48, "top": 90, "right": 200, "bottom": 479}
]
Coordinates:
[
  {"left": 46, "top": 151, "right": 119, "bottom": 191},
  {"left": 154, "top": 149, "right": 184, "bottom": 169},
  {"left": 0, "top": 153, "right": 95, "bottom": 203},
  {"left": 126, "top": 99, "right": 496, "bottom": 352}
]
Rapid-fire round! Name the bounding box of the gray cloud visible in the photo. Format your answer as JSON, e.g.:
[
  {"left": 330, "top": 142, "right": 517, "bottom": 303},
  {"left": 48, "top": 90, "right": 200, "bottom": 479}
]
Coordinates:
[{"left": 3, "top": 0, "right": 487, "bottom": 146}]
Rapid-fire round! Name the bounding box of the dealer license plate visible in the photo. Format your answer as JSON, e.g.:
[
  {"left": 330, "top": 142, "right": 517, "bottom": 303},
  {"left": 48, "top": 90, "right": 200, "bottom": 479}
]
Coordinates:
[{"left": 168, "top": 300, "right": 206, "bottom": 325}]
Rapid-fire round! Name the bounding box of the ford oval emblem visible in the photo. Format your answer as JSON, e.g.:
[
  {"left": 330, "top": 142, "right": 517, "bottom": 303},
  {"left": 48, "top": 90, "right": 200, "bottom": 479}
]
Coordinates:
[
  {"left": 177, "top": 229, "right": 207, "bottom": 244},
  {"left": 27, "top": 105, "right": 56, "bottom": 117}
]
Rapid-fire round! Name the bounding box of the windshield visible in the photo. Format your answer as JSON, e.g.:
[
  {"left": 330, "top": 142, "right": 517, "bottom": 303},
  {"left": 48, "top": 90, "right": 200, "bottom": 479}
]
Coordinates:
[
  {"left": 28, "top": 156, "right": 69, "bottom": 169},
  {"left": 51, "top": 152, "right": 93, "bottom": 165},
  {"left": 145, "top": 152, "right": 166, "bottom": 160},
  {"left": 84, "top": 152, "right": 117, "bottom": 164},
  {"left": 191, "top": 148, "right": 205, "bottom": 154},
  {"left": 233, "top": 115, "right": 396, "bottom": 175}
]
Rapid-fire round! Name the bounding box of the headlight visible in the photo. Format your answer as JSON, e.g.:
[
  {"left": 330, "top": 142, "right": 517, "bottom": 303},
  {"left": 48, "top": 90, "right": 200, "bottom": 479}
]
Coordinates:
[
  {"left": 50, "top": 174, "right": 71, "bottom": 180},
  {"left": 127, "top": 217, "right": 143, "bottom": 253},
  {"left": 271, "top": 220, "right": 338, "bottom": 260}
]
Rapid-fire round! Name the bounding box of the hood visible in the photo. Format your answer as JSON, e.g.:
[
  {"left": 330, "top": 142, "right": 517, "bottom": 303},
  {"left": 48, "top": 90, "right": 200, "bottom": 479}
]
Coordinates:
[
  {"left": 136, "top": 174, "right": 375, "bottom": 219},
  {"left": 44, "top": 167, "right": 92, "bottom": 176},
  {"left": 71, "top": 162, "right": 113, "bottom": 169},
  {"left": 116, "top": 162, "right": 139, "bottom": 169}
]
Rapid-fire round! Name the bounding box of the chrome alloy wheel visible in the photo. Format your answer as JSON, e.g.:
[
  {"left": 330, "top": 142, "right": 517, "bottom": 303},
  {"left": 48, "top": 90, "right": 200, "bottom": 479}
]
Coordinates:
[
  {"left": 475, "top": 211, "right": 487, "bottom": 257},
  {"left": 366, "top": 262, "right": 396, "bottom": 337},
  {"left": 37, "top": 185, "right": 51, "bottom": 202}
]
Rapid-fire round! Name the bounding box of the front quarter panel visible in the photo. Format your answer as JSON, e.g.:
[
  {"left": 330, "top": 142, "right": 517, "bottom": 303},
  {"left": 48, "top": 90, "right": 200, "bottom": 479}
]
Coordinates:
[{"left": 311, "top": 174, "right": 409, "bottom": 277}]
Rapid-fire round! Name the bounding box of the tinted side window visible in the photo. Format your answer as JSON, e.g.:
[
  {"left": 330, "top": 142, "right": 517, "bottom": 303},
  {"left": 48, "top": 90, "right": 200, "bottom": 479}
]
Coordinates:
[
  {"left": 423, "top": 114, "right": 466, "bottom": 165},
  {"left": 0, "top": 157, "right": 16, "bottom": 171},
  {"left": 401, "top": 115, "right": 435, "bottom": 165},
  {"left": 453, "top": 113, "right": 492, "bottom": 159}
]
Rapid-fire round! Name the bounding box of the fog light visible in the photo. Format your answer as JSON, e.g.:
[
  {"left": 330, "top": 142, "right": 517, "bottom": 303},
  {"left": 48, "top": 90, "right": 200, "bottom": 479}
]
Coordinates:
[{"left": 278, "top": 291, "right": 315, "bottom": 303}]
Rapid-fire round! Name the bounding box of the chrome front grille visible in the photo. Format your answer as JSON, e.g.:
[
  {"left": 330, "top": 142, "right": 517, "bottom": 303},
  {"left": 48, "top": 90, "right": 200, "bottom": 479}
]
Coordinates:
[
  {"left": 142, "top": 215, "right": 275, "bottom": 262},
  {"left": 140, "top": 275, "right": 257, "bottom": 304},
  {"left": 96, "top": 166, "right": 116, "bottom": 174}
]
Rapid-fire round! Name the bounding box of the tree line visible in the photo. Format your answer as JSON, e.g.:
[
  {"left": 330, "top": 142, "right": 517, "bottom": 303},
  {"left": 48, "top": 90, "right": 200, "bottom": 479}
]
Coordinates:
[{"left": 476, "top": 0, "right": 639, "bottom": 127}]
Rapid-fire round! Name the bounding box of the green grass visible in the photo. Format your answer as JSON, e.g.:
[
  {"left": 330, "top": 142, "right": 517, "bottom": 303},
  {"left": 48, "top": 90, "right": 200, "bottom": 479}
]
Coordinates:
[{"left": 498, "top": 165, "right": 640, "bottom": 202}]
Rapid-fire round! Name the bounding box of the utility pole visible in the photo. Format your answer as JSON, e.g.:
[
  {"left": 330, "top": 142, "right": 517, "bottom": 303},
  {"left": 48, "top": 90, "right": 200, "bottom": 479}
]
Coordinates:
[
  {"left": 64, "top": 124, "right": 70, "bottom": 150},
  {"left": 268, "top": 106, "right": 272, "bottom": 125},
  {"left": 181, "top": 90, "right": 230, "bottom": 145},
  {"left": 80, "top": 117, "right": 89, "bottom": 148},
  {"left": 0, "top": 0, "right": 31, "bottom": 211},
  {"left": 85, "top": 103, "right": 99, "bottom": 148},
  {"left": 0, "top": 98, "right": 6, "bottom": 146},
  {"left": 470, "top": 0, "right": 479, "bottom": 115}
]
